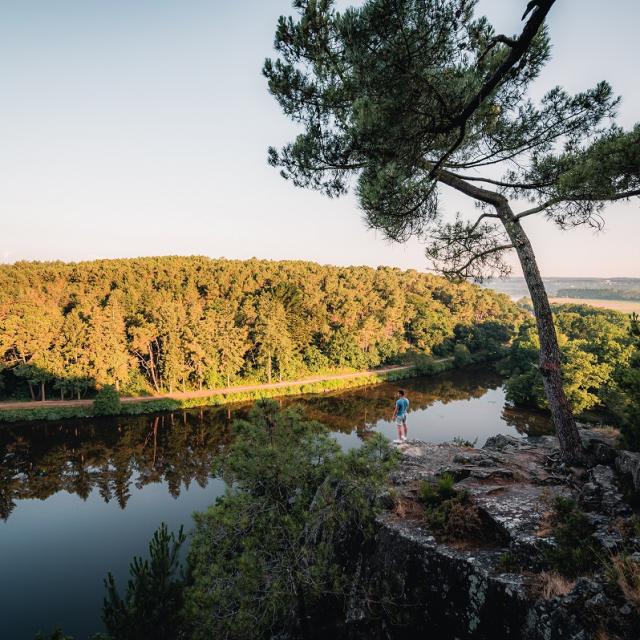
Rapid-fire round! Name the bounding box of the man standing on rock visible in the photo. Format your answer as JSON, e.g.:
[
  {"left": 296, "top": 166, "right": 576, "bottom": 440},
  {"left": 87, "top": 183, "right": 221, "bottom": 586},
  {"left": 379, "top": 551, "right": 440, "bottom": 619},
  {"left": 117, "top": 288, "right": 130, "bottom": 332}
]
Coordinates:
[{"left": 392, "top": 389, "right": 409, "bottom": 444}]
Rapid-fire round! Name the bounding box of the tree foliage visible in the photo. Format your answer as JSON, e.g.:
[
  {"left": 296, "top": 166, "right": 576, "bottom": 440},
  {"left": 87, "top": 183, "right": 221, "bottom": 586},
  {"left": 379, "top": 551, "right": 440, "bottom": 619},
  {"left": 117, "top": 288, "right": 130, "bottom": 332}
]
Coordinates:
[
  {"left": 614, "top": 314, "right": 640, "bottom": 450},
  {"left": 100, "top": 523, "right": 187, "bottom": 640},
  {"left": 184, "top": 400, "right": 397, "bottom": 639},
  {"left": 501, "top": 304, "right": 634, "bottom": 415},
  {"left": 264, "top": 0, "right": 640, "bottom": 461},
  {"left": 264, "top": 0, "right": 638, "bottom": 266},
  {"left": 0, "top": 257, "right": 522, "bottom": 400}
]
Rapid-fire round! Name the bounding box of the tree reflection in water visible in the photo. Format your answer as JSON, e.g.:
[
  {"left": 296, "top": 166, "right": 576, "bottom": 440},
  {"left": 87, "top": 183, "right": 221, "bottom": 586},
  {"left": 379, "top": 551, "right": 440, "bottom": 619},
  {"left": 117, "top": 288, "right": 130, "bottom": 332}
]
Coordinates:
[
  {"left": 0, "top": 410, "right": 233, "bottom": 521},
  {"left": 0, "top": 367, "right": 554, "bottom": 521}
]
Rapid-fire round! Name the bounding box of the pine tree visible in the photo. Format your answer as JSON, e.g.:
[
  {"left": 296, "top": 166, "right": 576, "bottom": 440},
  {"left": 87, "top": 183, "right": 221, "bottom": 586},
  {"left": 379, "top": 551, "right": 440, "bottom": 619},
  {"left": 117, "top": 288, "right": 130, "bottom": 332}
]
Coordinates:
[{"left": 264, "top": 0, "right": 640, "bottom": 460}]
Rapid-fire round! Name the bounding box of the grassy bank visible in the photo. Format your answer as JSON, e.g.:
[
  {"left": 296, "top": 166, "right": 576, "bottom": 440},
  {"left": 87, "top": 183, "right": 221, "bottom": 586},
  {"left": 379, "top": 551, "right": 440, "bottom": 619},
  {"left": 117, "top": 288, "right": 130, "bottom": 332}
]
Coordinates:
[{"left": 0, "top": 365, "right": 425, "bottom": 423}]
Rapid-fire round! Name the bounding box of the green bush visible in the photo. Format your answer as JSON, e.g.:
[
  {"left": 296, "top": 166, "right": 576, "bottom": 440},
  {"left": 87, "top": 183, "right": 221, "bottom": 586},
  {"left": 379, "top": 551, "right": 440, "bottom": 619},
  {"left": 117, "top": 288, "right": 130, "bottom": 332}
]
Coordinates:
[
  {"left": 413, "top": 353, "right": 445, "bottom": 375},
  {"left": 418, "top": 473, "right": 484, "bottom": 542},
  {"left": 184, "top": 400, "right": 398, "bottom": 639},
  {"left": 543, "top": 497, "right": 598, "bottom": 578},
  {"left": 418, "top": 473, "right": 457, "bottom": 507},
  {"left": 93, "top": 385, "right": 122, "bottom": 416},
  {"left": 453, "top": 344, "right": 472, "bottom": 368},
  {"left": 451, "top": 436, "right": 478, "bottom": 448}
]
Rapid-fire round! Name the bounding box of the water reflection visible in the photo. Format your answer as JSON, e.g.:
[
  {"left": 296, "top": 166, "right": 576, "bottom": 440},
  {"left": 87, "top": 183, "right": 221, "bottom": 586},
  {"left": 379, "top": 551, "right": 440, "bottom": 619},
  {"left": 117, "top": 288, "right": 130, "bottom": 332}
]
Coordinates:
[
  {"left": 0, "top": 367, "right": 554, "bottom": 522},
  {"left": 0, "top": 411, "right": 232, "bottom": 522},
  {"left": 0, "top": 367, "right": 560, "bottom": 640}
]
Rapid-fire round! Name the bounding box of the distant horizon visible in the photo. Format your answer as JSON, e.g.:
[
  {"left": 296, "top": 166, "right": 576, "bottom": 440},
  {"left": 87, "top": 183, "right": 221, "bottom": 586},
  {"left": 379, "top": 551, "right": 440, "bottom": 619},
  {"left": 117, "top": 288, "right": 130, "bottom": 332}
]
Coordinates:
[{"left": 1, "top": 0, "right": 639, "bottom": 277}]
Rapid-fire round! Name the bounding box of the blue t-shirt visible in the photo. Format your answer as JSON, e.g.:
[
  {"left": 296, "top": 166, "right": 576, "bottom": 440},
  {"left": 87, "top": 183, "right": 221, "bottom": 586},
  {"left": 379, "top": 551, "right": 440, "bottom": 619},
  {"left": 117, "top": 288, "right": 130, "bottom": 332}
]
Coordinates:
[{"left": 396, "top": 397, "right": 409, "bottom": 417}]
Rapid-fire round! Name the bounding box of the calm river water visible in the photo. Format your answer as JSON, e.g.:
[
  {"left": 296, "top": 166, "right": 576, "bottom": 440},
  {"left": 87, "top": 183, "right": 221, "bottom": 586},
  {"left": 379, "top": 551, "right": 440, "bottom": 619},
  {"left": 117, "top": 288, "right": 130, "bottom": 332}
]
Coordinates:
[{"left": 0, "top": 367, "right": 554, "bottom": 639}]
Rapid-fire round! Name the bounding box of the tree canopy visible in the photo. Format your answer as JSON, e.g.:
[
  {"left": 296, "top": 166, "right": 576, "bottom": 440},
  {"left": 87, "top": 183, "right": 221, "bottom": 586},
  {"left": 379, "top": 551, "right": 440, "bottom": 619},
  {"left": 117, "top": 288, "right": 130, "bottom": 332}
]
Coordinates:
[
  {"left": 0, "top": 256, "right": 522, "bottom": 400},
  {"left": 501, "top": 303, "right": 635, "bottom": 415}
]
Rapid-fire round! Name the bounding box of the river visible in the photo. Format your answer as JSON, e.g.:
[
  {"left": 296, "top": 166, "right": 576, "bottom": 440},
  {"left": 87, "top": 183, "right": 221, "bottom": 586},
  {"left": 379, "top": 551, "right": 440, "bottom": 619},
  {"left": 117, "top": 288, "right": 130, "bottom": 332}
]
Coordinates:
[{"left": 0, "top": 367, "right": 554, "bottom": 639}]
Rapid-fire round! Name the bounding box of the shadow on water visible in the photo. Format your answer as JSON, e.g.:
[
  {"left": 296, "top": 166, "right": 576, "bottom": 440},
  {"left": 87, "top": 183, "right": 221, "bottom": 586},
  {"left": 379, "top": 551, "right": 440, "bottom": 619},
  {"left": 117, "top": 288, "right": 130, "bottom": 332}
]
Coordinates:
[{"left": 0, "top": 366, "right": 556, "bottom": 640}]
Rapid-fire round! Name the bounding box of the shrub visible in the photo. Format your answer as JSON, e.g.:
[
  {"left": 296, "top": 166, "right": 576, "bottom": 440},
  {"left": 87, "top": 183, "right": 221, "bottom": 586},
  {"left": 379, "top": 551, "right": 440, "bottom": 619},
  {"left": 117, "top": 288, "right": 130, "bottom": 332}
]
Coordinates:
[
  {"left": 413, "top": 354, "right": 441, "bottom": 375},
  {"left": 93, "top": 385, "right": 122, "bottom": 416},
  {"left": 451, "top": 436, "right": 478, "bottom": 448},
  {"left": 184, "top": 400, "right": 398, "bottom": 639},
  {"left": 543, "top": 497, "right": 598, "bottom": 578},
  {"left": 418, "top": 472, "right": 455, "bottom": 506},
  {"left": 418, "top": 473, "right": 484, "bottom": 542},
  {"left": 453, "top": 344, "right": 472, "bottom": 368},
  {"left": 497, "top": 551, "right": 524, "bottom": 573}
]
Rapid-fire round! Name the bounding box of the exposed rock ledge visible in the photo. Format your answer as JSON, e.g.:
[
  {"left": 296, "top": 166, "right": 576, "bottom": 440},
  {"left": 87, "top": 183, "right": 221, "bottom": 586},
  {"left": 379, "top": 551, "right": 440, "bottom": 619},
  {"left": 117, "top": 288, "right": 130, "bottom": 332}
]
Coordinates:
[{"left": 345, "top": 431, "right": 639, "bottom": 640}]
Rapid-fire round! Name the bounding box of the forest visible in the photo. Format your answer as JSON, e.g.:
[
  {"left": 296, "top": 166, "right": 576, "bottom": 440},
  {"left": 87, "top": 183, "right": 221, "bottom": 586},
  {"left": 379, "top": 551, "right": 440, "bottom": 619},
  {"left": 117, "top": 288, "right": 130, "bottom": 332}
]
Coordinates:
[
  {"left": 500, "top": 303, "right": 640, "bottom": 449},
  {"left": 0, "top": 256, "right": 523, "bottom": 402}
]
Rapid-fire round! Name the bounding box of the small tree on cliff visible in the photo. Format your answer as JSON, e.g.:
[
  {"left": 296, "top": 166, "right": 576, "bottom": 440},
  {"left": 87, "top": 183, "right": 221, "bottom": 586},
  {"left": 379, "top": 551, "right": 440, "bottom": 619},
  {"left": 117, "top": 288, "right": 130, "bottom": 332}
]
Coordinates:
[{"left": 264, "top": 0, "right": 640, "bottom": 461}]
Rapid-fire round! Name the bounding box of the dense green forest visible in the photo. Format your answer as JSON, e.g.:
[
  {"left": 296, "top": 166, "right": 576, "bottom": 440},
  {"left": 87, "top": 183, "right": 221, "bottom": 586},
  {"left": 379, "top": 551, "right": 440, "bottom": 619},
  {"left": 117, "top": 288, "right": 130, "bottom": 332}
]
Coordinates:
[
  {"left": 501, "top": 304, "right": 640, "bottom": 448},
  {"left": 0, "top": 257, "right": 523, "bottom": 401}
]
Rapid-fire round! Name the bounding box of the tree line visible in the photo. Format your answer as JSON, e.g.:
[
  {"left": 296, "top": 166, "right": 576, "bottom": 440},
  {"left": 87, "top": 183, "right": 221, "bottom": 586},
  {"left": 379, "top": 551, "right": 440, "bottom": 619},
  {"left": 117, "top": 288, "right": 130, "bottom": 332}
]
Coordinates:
[
  {"left": 0, "top": 256, "right": 523, "bottom": 401},
  {"left": 556, "top": 288, "right": 640, "bottom": 302}
]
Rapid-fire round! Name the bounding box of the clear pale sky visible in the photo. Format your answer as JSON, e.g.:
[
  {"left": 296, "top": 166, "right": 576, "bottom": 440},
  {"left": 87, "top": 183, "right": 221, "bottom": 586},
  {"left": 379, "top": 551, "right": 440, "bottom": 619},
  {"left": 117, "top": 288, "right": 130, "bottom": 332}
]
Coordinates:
[{"left": 1, "top": 0, "right": 638, "bottom": 276}]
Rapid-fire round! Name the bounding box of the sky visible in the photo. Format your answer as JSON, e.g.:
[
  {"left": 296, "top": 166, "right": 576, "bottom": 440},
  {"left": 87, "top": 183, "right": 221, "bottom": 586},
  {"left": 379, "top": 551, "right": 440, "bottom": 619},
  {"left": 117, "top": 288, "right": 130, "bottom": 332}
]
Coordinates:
[{"left": 1, "top": 0, "right": 638, "bottom": 277}]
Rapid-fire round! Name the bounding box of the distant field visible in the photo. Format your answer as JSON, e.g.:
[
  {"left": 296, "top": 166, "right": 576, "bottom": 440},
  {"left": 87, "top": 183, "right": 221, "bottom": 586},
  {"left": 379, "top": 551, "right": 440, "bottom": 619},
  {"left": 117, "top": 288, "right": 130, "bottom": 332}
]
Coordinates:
[{"left": 550, "top": 297, "right": 640, "bottom": 314}]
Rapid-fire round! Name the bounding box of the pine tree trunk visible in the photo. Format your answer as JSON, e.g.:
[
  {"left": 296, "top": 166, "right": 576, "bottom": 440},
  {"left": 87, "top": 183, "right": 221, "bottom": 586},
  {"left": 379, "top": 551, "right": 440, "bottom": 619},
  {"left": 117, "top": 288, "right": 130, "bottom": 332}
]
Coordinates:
[
  {"left": 500, "top": 206, "right": 584, "bottom": 462},
  {"left": 434, "top": 170, "right": 584, "bottom": 462}
]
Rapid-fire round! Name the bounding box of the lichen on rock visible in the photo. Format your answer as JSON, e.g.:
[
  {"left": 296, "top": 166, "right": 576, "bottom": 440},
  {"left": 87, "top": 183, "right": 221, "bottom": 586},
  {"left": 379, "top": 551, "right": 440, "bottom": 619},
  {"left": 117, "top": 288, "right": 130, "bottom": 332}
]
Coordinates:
[{"left": 344, "top": 430, "right": 640, "bottom": 639}]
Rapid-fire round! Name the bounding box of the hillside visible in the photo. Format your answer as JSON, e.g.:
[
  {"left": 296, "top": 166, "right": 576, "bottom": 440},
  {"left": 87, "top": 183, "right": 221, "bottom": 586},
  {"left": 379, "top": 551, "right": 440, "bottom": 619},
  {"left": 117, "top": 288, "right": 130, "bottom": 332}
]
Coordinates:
[{"left": 0, "top": 256, "right": 524, "bottom": 401}]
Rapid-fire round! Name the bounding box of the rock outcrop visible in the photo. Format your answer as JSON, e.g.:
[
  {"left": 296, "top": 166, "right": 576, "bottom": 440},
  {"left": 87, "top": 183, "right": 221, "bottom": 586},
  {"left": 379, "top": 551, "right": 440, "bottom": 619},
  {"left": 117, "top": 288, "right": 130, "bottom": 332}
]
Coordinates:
[{"left": 344, "top": 431, "right": 640, "bottom": 640}]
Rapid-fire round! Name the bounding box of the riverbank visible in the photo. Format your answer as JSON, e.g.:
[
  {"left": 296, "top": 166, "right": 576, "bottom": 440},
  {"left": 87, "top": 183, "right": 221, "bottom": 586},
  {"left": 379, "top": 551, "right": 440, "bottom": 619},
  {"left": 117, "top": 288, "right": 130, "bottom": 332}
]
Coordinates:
[{"left": 0, "top": 363, "right": 432, "bottom": 423}]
